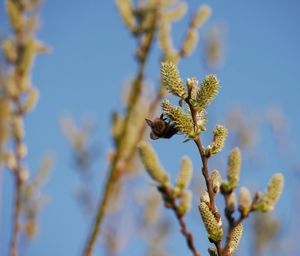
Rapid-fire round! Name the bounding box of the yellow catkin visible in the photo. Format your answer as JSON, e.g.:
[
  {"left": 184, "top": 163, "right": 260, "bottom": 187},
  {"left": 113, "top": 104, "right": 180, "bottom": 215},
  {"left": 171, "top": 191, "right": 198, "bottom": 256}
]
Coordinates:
[
  {"left": 228, "top": 223, "right": 243, "bottom": 253},
  {"left": 211, "top": 124, "right": 227, "bottom": 154},
  {"left": 161, "top": 99, "right": 195, "bottom": 137},
  {"left": 199, "top": 202, "right": 223, "bottom": 242},
  {"left": 197, "top": 74, "right": 219, "bottom": 109},
  {"left": 160, "top": 62, "right": 186, "bottom": 98}
]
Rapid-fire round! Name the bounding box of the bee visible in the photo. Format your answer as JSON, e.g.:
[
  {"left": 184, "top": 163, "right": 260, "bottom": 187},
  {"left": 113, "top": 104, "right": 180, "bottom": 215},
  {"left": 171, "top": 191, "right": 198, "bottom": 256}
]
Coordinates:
[{"left": 145, "top": 114, "right": 178, "bottom": 140}]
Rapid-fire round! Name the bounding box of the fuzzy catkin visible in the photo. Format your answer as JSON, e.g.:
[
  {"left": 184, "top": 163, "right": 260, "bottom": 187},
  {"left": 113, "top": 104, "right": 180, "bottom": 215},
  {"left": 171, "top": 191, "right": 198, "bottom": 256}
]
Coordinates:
[
  {"left": 161, "top": 99, "right": 195, "bottom": 137},
  {"left": 160, "top": 62, "right": 186, "bottom": 98},
  {"left": 211, "top": 125, "right": 227, "bottom": 154},
  {"left": 199, "top": 202, "right": 223, "bottom": 242},
  {"left": 197, "top": 74, "right": 219, "bottom": 109},
  {"left": 228, "top": 223, "right": 243, "bottom": 253}
]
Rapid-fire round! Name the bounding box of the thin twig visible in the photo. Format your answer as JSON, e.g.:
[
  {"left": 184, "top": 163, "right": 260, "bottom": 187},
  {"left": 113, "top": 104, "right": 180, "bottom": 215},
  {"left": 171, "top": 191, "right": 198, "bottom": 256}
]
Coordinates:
[
  {"left": 10, "top": 174, "right": 22, "bottom": 256},
  {"left": 158, "top": 186, "right": 200, "bottom": 256},
  {"left": 223, "top": 193, "right": 235, "bottom": 228},
  {"left": 222, "top": 193, "right": 260, "bottom": 255}
]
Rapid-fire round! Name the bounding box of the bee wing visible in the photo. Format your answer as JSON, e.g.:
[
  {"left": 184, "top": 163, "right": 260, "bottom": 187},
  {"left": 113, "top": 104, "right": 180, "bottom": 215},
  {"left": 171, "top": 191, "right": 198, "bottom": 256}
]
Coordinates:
[
  {"left": 145, "top": 119, "right": 153, "bottom": 127},
  {"left": 150, "top": 132, "right": 160, "bottom": 140}
]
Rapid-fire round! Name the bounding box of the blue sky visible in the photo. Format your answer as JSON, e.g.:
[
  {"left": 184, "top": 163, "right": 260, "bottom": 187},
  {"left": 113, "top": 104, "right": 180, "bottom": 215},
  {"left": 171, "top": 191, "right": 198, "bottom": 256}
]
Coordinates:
[{"left": 1, "top": 0, "right": 300, "bottom": 255}]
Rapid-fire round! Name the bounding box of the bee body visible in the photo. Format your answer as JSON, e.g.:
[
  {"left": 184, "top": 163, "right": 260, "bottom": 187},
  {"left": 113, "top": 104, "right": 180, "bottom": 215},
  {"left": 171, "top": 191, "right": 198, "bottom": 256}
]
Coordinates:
[{"left": 146, "top": 114, "right": 178, "bottom": 140}]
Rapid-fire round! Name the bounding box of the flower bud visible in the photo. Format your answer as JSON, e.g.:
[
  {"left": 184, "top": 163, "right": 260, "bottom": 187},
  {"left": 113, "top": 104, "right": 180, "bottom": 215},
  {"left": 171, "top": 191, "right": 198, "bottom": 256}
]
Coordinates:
[
  {"left": 226, "top": 192, "right": 236, "bottom": 213},
  {"left": 178, "top": 190, "right": 192, "bottom": 215},
  {"left": 239, "top": 187, "right": 251, "bottom": 216},
  {"left": 200, "top": 190, "right": 210, "bottom": 203},
  {"left": 211, "top": 169, "right": 222, "bottom": 193}
]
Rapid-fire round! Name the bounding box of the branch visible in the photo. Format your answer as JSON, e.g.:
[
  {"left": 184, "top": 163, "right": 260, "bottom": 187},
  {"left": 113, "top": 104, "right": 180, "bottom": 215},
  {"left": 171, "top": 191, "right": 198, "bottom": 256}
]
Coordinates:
[
  {"left": 10, "top": 92, "right": 26, "bottom": 256},
  {"left": 184, "top": 93, "right": 222, "bottom": 254},
  {"left": 83, "top": 13, "right": 157, "bottom": 256}
]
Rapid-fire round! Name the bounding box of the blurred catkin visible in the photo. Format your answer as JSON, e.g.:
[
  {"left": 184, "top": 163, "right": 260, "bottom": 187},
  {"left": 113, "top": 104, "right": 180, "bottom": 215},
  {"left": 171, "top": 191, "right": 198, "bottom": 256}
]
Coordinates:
[
  {"left": 116, "top": 0, "right": 136, "bottom": 32},
  {"left": 255, "top": 173, "right": 284, "bottom": 212},
  {"left": 227, "top": 147, "right": 241, "bottom": 184},
  {"left": 194, "top": 5, "right": 212, "bottom": 28},
  {"left": 178, "top": 190, "right": 192, "bottom": 215},
  {"left": 138, "top": 141, "right": 169, "bottom": 185},
  {"left": 239, "top": 187, "right": 251, "bottom": 216},
  {"left": 180, "top": 5, "right": 212, "bottom": 57},
  {"left": 175, "top": 156, "right": 193, "bottom": 191}
]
